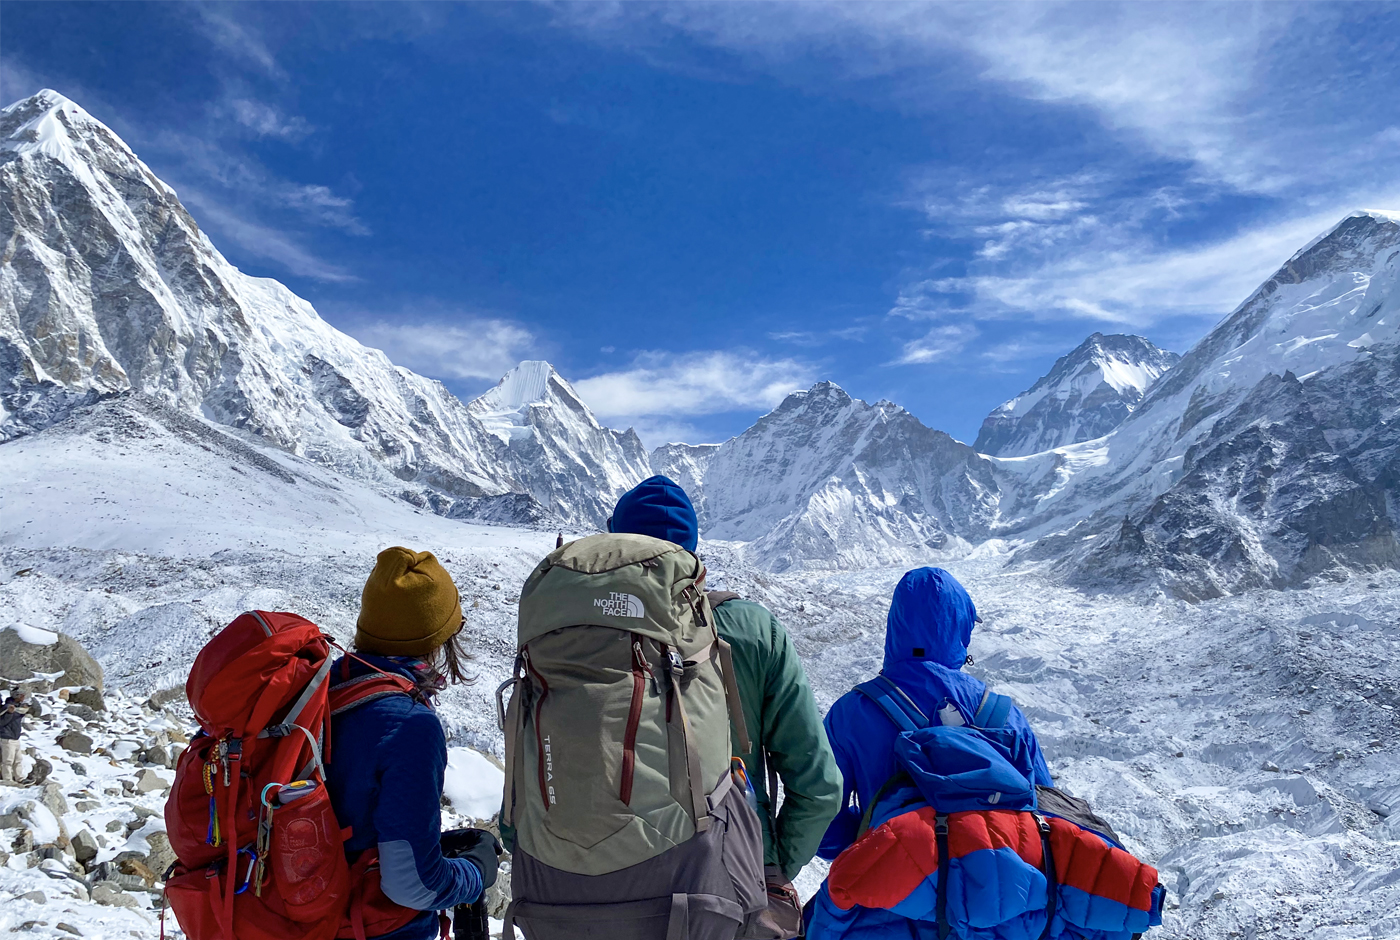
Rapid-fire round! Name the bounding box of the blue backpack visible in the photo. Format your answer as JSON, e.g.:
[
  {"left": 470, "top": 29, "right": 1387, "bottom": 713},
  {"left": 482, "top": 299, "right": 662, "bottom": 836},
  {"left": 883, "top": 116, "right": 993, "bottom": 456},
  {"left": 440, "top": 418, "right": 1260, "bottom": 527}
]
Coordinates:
[{"left": 852, "top": 675, "right": 1053, "bottom": 940}]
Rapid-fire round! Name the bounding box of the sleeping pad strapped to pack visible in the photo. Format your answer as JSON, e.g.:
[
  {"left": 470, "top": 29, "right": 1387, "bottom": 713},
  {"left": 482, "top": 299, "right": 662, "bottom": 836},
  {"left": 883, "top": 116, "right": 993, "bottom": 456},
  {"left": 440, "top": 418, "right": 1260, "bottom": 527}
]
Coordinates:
[{"left": 806, "top": 675, "right": 1165, "bottom": 940}]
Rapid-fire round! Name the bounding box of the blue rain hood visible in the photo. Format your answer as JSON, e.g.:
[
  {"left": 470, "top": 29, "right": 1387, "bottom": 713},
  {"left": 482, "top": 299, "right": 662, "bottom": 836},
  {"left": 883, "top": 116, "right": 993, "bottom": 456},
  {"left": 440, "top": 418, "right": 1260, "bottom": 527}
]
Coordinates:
[
  {"left": 608, "top": 475, "right": 699, "bottom": 552},
  {"left": 883, "top": 567, "right": 980, "bottom": 671}
]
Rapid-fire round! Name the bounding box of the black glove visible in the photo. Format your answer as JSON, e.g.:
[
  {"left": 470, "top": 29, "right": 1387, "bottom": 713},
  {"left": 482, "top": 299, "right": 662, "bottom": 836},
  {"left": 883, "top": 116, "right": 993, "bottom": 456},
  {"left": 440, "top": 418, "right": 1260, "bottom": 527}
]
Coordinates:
[{"left": 440, "top": 828, "right": 502, "bottom": 891}]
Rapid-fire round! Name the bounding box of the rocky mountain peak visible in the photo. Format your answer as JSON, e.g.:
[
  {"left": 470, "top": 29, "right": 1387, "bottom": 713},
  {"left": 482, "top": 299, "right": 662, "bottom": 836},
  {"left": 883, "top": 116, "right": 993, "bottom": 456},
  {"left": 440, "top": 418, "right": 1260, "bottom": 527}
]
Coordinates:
[{"left": 975, "top": 332, "right": 1179, "bottom": 457}]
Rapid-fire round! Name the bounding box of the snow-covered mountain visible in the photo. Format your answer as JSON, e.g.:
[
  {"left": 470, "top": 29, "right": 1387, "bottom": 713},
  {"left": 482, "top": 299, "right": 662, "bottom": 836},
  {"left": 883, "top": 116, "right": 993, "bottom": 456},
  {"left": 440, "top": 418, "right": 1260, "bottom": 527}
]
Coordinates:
[
  {"left": 466, "top": 361, "right": 650, "bottom": 526},
  {"left": 0, "top": 91, "right": 645, "bottom": 527},
  {"left": 652, "top": 382, "right": 999, "bottom": 570},
  {"left": 1000, "top": 211, "right": 1400, "bottom": 597},
  {"left": 975, "top": 333, "right": 1179, "bottom": 457}
]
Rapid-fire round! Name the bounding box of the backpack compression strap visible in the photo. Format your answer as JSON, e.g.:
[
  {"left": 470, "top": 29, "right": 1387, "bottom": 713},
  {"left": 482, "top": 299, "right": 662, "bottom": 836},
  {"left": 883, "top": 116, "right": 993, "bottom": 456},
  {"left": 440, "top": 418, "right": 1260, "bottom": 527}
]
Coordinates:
[
  {"left": 854, "top": 675, "right": 929, "bottom": 733},
  {"left": 972, "top": 688, "right": 1013, "bottom": 730}
]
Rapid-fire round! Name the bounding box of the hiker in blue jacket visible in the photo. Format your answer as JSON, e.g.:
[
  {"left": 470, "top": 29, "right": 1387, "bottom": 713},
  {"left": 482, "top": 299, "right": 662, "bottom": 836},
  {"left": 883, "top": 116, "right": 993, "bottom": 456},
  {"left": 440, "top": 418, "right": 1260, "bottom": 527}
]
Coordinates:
[
  {"left": 818, "top": 566, "right": 1053, "bottom": 859},
  {"left": 328, "top": 546, "right": 501, "bottom": 940}
]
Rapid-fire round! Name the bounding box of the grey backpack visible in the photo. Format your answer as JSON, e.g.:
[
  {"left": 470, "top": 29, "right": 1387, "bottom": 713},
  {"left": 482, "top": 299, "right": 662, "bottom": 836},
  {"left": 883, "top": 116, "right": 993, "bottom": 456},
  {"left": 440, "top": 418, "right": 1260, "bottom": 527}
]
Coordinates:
[{"left": 499, "top": 533, "right": 767, "bottom": 940}]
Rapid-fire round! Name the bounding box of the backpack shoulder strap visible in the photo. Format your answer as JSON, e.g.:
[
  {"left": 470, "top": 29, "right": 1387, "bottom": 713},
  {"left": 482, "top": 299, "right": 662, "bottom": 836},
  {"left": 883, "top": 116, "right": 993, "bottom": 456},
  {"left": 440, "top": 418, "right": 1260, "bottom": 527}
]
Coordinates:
[
  {"left": 329, "top": 673, "right": 417, "bottom": 718},
  {"left": 854, "top": 675, "right": 929, "bottom": 733},
  {"left": 705, "top": 590, "right": 741, "bottom": 607},
  {"left": 972, "top": 688, "right": 1014, "bottom": 729}
]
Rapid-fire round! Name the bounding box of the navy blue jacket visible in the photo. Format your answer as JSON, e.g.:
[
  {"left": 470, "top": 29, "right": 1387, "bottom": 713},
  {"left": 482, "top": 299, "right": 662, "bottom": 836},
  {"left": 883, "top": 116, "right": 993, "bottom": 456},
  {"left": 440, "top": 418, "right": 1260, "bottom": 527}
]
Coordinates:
[
  {"left": 818, "top": 568, "right": 1054, "bottom": 859},
  {"left": 327, "top": 655, "right": 481, "bottom": 940}
]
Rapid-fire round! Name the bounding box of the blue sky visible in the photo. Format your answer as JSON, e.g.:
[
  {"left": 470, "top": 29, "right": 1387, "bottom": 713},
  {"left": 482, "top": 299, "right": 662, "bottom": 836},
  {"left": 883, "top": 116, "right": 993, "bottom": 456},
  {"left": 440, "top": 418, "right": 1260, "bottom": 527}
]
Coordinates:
[{"left": 4, "top": 2, "right": 1400, "bottom": 446}]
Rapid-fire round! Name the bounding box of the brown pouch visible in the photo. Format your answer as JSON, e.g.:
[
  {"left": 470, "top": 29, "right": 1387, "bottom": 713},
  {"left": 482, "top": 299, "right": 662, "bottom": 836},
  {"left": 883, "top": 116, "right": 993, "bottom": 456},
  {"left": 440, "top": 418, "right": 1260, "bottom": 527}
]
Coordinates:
[{"left": 739, "top": 868, "right": 804, "bottom": 939}]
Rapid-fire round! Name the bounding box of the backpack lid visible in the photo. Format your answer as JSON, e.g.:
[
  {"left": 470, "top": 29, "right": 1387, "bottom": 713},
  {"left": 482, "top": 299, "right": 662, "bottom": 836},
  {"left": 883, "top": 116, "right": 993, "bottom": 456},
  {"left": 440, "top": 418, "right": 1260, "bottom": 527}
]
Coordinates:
[
  {"left": 186, "top": 610, "right": 328, "bottom": 736},
  {"left": 517, "top": 532, "right": 707, "bottom": 650}
]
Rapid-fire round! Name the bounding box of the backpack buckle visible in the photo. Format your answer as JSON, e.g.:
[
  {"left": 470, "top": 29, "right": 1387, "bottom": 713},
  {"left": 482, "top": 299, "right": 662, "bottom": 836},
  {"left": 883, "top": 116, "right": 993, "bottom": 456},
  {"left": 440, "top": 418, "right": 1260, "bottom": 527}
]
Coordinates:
[{"left": 1031, "top": 811, "right": 1051, "bottom": 835}]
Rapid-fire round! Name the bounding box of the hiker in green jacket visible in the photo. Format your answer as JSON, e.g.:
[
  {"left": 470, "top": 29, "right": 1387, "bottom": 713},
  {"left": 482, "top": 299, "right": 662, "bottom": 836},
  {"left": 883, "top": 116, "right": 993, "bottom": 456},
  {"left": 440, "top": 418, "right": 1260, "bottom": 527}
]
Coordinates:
[{"left": 608, "top": 475, "right": 842, "bottom": 935}]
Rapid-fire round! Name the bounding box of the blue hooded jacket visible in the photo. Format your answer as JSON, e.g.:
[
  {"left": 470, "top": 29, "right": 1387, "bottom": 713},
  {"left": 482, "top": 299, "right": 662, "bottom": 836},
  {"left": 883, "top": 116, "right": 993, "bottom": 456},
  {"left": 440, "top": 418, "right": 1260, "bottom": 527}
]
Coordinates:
[
  {"left": 608, "top": 475, "right": 699, "bottom": 551},
  {"left": 818, "top": 567, "right": 1053, "bottom": 859}
]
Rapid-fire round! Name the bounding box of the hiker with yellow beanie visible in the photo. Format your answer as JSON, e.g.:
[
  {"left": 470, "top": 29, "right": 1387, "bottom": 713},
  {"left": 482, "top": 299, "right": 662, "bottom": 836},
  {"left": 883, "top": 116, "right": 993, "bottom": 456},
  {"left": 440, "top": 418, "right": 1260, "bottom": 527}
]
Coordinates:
[{"left": 326, "top": 547, "right": 501, "bottom": 940}]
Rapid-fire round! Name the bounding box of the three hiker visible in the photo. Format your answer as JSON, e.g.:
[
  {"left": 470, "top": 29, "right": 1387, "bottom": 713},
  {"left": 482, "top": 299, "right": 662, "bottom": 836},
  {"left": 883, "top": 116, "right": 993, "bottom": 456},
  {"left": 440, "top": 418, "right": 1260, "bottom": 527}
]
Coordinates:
[
  {"left": 0, "top": 691, "right": 27, "bottom": 784},
  {"left": 166, "top": 476, "right": 1159, "bottom": 940},
  {"left": 328, "top": 547, "right": 500, "bottom": 940}
]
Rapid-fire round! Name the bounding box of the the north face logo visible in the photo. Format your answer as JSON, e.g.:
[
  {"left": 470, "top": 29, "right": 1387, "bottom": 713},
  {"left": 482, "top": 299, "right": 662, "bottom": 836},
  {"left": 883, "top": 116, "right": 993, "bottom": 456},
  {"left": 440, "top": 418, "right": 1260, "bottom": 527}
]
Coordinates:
[{"left": 594, "top": 592, "right": 645, "bottom": 618}]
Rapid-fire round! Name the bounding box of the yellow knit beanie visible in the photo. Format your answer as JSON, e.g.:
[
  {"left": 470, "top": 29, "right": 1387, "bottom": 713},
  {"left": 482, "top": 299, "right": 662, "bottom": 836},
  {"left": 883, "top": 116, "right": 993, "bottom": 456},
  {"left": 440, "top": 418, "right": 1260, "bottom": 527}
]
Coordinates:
[{"left": 355, "top": 546, "right": 463, "bottom": 657}]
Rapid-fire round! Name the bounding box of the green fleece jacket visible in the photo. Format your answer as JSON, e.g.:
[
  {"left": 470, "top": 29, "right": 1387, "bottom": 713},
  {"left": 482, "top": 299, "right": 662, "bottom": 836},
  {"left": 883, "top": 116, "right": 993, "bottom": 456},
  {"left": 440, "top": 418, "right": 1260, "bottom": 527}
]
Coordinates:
[{"left": 712, "top": 596, "right": 842, "bottom": 883}]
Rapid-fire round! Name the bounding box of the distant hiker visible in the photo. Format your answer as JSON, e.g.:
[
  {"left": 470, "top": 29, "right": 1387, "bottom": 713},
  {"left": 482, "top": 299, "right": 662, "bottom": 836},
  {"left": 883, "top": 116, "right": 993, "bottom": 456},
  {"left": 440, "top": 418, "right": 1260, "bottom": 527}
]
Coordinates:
[
  {"left": 498, "top": 475, "right": 811, "bottom": 939},
  {"left": 0, "top": 692, "right": 27, "bottom": 784},
  {"left": 807, "top": 566, "right": 1164, "bottom": 940},
  {"left": 328, "top": 547, "right": 499, "bottom": 940},
  {"left": 603, "top": 475, "right": 843, "bottom": 938},
  {"left": 164, "top": 547, "right": 498, "bottom": 940}
]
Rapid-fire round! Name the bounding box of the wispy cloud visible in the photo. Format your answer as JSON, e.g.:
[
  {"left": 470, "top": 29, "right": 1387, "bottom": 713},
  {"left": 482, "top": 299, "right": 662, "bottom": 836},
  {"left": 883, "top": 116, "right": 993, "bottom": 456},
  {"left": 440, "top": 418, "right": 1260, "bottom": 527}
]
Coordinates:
[
  {"left": 897, "top": 323, "right": 978, "bottom": 365},
  {"left": 179, "top": 188, "right": 360, "bottom": 283},
  {"left": 224, "top": 97, "right": 313, "bottom": 141},
  {"left": 193, "top": 7, "right": 285, "bottom": 79},
  {"left": 557, "top": 3, "right": 1400, "bottom": 342},
  {"left": 347, "top": 316, "right": 536, "bottom": 382},
  {"left": 574, "top": 350, "right": 813, "bottom": 422}
]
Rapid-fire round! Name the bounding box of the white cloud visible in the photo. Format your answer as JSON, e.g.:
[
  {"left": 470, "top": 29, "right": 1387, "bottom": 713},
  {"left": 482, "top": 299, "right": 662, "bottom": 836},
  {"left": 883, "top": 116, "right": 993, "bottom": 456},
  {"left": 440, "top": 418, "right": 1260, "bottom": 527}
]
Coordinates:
[
  {"left": 226, "top": 98, "right": 312, "bottom": 141},
  {"left": 178, "top": 188, "right": 359, "bottom": 283},
  {"left": 918, "top": 205, "right": 1372, "bottom": 327},
  {"left": 897, "top": 323, "right": 978, "bottom": 365},
  {"left": 574, "top": 351, "right": 814, "bottom": 421},
  {"left": 350, "top": 318, "right": 536, "bottom": 382},
  {"left": 193, "top": 8, "right": 284, "bottom": 79}
]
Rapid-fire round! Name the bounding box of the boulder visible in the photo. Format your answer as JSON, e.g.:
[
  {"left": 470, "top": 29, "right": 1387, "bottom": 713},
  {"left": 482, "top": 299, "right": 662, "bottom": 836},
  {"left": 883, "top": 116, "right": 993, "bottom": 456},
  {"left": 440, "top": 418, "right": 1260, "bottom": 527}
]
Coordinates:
[
  {"left": 0, "top": 811, "right": 22, "bottom": 828},
  {"left": 118, "top": 857, "right": 158, "bottom": 886},
  {"left": 25, "top": 758, "right": 52, "bottom": 787},
  {"left": 91, "top": 882, "right": 138, "bottom": 909},
  {"left": 0, "top": 627, "right": 103, "bottom": 691},
  {"left": 64, "top": 704, "right": 97, "bottom": 722},
  {"left": 142, "top": 745, "right": 170, "bottom": 768},
  {"left": 134, "top": 769, "right": 168, "bottom": 793},
  {"left": 41, "top": 783, "right": 70, "bottom": 817},
  {"left": 56, "top": 924, "right": 82, "bottom": 936},
  {"left": 115, "top": 832, "right": 175, "bottom": 878},
  {"left": 19, "top": 890, "right": 46, "bottom": 904},
  {"left": 59, "top": 731, "right": 93, "bottom": 755},
  {"left": 67, "top": 687, "right": 105, "bottom": 712},
  {"left": 71, "top": 829, "right": 99, "bottom": 864}
]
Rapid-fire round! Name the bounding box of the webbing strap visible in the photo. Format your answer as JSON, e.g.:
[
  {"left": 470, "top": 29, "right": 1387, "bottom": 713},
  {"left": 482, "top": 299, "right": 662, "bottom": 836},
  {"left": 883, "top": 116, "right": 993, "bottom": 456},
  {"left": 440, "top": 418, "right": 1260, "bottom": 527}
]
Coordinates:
[
  {"left": 854, "top": 675, "right": 928, "bottom": 733},
  {"left": 715, "top": 639, "right": 752, "bottom": 755},
  {"left": 973, "top": 690, "right": 1014, "bottom": 730},
  {"left": 935, "top": 814, "right": 950, "bottom": 940},
  {"left": 1034, "top": 813, "right": 1058, "bottom": 940},
  {"left": 666, "top": 893, "right": 689, "bottom": 940},
  {"left": 672, "top": 683, "right": 711, "bottom": 832},
  {"left": 500, "top": 901, "right": 517, "bottom": 940},
  {"left": 283, "top": 655, "right": 333, "bottom": 730},
  {"left": 500, "top": 676, "right": 523, "bottom": 827}
]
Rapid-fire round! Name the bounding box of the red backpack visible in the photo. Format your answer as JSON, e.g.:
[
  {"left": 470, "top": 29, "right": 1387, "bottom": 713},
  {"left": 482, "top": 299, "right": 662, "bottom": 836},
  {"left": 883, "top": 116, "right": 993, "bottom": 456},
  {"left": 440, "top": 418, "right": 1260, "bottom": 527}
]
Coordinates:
[{"left": 164, "top": 611, "right": 426, "bottom": 940}]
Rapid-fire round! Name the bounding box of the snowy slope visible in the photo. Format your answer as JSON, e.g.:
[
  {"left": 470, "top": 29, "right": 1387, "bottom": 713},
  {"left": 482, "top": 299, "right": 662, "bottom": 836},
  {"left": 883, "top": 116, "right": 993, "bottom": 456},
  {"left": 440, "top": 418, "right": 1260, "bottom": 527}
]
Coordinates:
[
  {"left": 467, "top": 361, "right": 650, "bottom": 526},
  {"left": 992, "top": 211, "right": 1400, "bottom": 597},
  {"left": 6, "top": 416, "right": 1399, "bottom": 938},
  {"left": 655, "top": 382, "right": 1000, "bottom": 571},
  {"left": 975, "top": 333, "right": 1179, "bottom": 457},
  {"left": 0, "top": 90, "right": 530, "bottom": 509}
]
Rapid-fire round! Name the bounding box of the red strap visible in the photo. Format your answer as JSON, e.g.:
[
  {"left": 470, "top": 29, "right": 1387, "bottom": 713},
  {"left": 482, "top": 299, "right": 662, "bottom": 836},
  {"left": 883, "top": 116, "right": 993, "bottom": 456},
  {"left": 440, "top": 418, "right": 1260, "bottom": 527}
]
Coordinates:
[
  {"left": 438, "top": 913, "right": 451, "bottom": 939},
  {"left": 329, "top": 673, "right": 418, "bottom": 714}
]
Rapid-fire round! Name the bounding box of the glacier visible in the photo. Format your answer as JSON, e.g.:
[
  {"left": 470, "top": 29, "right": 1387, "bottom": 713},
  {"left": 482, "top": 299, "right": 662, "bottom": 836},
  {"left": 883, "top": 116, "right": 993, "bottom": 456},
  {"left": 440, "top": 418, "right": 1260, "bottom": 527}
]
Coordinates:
[{"left": 2, "top": 88, "right": 1400, "bottom": 940}]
